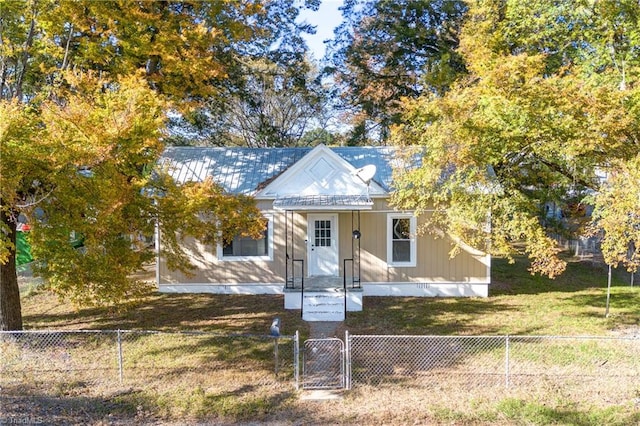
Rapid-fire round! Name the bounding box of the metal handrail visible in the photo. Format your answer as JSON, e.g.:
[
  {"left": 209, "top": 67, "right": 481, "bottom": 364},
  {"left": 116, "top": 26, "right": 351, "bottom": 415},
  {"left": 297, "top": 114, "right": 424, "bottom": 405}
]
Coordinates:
[
  {"left": 286, "top": 258, "right": 304, "bottom": 289},
  {"left": 343, "top": 258, "right": 352, "bottom": 288},
  {"left": 343, "top": 258, "right": 361, "bottom": 289},
  {"left": 343, "top": 258, "right": 351, "bottom": 316},
  {"left": 295, "top": 258, "right": 304, "bottom": 318}
]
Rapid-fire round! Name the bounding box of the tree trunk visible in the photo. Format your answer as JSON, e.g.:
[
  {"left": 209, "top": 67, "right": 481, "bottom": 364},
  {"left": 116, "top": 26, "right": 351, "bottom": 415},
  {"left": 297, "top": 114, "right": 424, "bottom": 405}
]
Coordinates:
[{"left": 0, "top": 204, "right": 22, "bottom": 331}]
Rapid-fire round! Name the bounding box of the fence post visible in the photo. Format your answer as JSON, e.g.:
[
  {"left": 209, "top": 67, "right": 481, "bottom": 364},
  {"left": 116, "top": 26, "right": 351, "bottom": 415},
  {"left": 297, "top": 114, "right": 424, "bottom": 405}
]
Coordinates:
[
  {"left": 345, "top": 330, "right": 350, "bottom": 390},
  {"left": 117, "top": 329, "right": 123, "bottom": 384},
  {"left": 274, "top": 336, "right": 279, "bottom": 377},
  {"left": 505, "top": 335, "right": 510, "bottom": 388},
  {"left": 294, "top": 330, "right": 300, "bottom": 390},
  {"left": 605, "top": 264, "right": 612, "bottom": 317}
]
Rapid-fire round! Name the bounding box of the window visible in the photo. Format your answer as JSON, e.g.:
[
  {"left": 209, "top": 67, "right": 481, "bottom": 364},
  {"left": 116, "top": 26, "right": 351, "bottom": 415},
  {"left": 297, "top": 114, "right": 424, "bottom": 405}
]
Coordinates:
[
  {"left": 314, "top": 220, "right": 332, "bottom": 247},
  {"left": 218, "top": 215, "right": 273, "bottom": 261},
  {"left": 387, "top": 214, "right": 416, "bottom": 267},
  {"left": 223, "top": 229, "right": 268, "bottom": 257}
]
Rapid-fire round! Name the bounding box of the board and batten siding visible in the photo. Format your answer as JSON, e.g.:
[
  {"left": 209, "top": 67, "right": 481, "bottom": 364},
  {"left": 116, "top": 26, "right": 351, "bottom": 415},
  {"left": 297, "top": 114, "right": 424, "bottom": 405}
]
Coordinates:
[
  {"left": 159, "top": 204, "right": 489, "bottom": 288},
  {"left": 158, "top": 209, "right": 290, "bottom": 285},
  {"left": 338, "top": 210, "right": 489, "bottom": 284}
]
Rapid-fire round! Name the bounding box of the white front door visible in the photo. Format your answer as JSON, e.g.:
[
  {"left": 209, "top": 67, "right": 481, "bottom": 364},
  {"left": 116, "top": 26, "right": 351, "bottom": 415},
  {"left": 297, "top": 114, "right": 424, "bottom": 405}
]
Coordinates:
[{"left": 307, "top": 214, "right": 339, "bottom": 276}]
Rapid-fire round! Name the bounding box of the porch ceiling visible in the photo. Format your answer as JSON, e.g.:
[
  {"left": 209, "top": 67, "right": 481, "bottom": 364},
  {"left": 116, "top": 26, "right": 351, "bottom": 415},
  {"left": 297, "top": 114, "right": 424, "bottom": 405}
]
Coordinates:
[{"left": 272, "top": 194, "right": 373, "bottom": 211}]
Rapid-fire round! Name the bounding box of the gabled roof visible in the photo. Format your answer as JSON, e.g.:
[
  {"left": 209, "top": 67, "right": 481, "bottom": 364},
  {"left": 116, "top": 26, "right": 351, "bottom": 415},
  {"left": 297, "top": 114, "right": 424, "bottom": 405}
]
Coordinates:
[
  {"left": 161, "top": 145, "right": 408, "bottom": 195},
  {"left": 255, "top": 144, "right": 387, "bottom": 200}
]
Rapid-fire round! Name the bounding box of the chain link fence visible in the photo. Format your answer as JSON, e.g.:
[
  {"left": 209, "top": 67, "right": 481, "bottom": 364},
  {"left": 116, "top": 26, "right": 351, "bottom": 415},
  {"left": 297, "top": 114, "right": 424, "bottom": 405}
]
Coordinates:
[
  {"left": 347, "top": 334, "right": 640, "bottom": 400},
  {"left": 507, "top": 336, "right": 639, "bottom": 392},
  {"left": 2, "top": 330, "right": 639, "bottom": 403},
  {"left": 0, "top": 330, "right": 298, "bottom": 391},
  {"left": 348, "top": 334, "right": 506, "bottom": 388},
  {"left": 302, "top": 338, "right": 344, "bottom": 389}
]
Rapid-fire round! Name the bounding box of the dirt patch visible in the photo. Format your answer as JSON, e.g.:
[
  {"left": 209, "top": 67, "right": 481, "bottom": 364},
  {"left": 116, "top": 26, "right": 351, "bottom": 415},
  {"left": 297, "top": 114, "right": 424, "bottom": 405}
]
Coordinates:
[
  {"left": 0, "top": 385, "right": 166, "bottom": 425},
  {"left": 308, "top": 321, "right": 342, "bottom": 339},
  {"left": 610, "top": 324, "right": 640, "bottom": 338},
  {"left": 489, "top": 279, "right": 512, "bottom": 293}
]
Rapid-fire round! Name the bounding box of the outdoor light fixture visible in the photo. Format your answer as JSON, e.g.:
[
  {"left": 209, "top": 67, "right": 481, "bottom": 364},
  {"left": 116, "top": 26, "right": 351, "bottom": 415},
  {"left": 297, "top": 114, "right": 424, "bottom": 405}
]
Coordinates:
[{"left": 352, "top": 230, "right": 361, "bottom": 240}]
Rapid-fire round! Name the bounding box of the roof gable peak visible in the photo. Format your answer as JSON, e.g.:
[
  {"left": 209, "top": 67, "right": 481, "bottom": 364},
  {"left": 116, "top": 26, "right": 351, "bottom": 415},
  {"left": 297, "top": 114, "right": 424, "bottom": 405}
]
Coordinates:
[{"left": 256, "top": 144, "right": 386, "bottom": 199}]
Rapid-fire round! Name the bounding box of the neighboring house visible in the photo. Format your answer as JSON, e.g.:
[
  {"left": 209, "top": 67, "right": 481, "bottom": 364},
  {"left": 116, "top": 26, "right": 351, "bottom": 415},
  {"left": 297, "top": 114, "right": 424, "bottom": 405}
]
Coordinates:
[{"left": 158, "top": 144, "right": 490, "bottom": 321}]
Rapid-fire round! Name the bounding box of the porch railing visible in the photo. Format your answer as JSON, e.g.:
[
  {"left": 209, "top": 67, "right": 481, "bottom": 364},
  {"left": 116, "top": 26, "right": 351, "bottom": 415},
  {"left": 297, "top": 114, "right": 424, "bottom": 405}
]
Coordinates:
[
  {"left": 285, "top": 257, "right": 304, "bottom": 290},
  {"left": 343, "top": 258, "right": 361, "bottom": 289}
]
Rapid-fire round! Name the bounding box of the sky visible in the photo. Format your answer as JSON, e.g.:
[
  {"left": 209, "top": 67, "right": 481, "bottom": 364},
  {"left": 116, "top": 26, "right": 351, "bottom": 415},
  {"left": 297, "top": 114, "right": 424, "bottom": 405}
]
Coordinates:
[{"left": 297, "top": 0, "right": 344, "bottom": 60}]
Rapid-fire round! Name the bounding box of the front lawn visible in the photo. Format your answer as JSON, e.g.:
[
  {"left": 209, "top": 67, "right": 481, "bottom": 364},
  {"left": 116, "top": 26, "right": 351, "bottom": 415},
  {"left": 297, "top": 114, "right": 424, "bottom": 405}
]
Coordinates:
[
  {"left": 20, "top": 257, "right": 640, "bottom": 338},
  {"left": 6, "top": 257, "right": 639, "bottom": 425}
]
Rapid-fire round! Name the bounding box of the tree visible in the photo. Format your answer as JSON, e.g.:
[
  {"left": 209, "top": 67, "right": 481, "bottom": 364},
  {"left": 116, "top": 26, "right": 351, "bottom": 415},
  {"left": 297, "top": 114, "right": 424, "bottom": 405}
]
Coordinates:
[
  {"left": 1, "top": 73, "right": 266, "bottom": 329},
  {"left": 0, "top": 0, "right": 315, "bottom": 330},
  {"left": 391, "top": 0, "right": 640, "bottom": 277},
  {"left": 325, "top": 0, "right": 467, "bottom": 145},
  {"left": 169, "top": 59, "right": 329, "bottom": 147},
  {"left": 589, "top": 157, "right": 640, "bottom": 273}
]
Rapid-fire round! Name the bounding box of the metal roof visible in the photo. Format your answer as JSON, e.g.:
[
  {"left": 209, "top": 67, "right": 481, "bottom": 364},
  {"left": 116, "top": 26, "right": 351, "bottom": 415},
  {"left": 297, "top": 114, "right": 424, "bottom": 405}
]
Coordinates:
[
  {"left": 160, "top": 146, "right": 409, "bottom": 195},
  {"left": 272, "top": 194, "right": 373, "bottom": 211}
]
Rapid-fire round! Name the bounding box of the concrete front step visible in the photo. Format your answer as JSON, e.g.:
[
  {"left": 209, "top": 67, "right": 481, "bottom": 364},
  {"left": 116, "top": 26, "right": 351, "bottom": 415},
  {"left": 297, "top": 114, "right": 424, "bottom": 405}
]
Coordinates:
[
  {"left": 286, "top": 275, "right": 361, "bottom": 290},
  {"left": 284, "top": 287, "right": 363, "bottom": 318},
  {"left": 300, "top": 389, "right": 344, "bottom": 401}
]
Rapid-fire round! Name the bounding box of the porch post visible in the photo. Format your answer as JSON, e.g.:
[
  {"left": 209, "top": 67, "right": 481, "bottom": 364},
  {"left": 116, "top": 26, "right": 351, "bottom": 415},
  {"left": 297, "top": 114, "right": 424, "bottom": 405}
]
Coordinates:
[
  {"left": 350, "top": 210, "right": 362, "bottom": 289},
  {"left": 357, "top": 210, "right": 361, "bottom": 288},
  {"left": 285, "top": 210, "right": 289, "bottom": 288}
]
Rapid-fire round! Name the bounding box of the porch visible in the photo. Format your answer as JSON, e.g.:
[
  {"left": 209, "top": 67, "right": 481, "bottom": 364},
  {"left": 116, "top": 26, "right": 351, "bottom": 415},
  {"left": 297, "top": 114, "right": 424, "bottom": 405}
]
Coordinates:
[{"left": 280, "top": 208, "right": 366, "bottom": 321}]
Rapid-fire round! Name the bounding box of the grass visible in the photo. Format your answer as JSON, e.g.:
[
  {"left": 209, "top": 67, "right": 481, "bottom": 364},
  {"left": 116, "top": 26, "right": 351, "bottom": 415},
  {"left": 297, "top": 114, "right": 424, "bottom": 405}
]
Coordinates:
[
  {"left": 18, "top": 257, "right": 639, "bottom": 337},
  {"left": 4, "top": 256, "right": 640, "bottom": 425},
  {"left": 341, "top": 257, "right": 640, "bottom": 337}
]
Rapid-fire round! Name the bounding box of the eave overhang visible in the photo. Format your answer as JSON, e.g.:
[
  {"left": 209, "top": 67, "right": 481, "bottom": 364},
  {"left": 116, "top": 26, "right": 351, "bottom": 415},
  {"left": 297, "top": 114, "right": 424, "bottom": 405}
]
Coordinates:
[{"left": 272, "top": 194, "right": 374, "bottom": 211}]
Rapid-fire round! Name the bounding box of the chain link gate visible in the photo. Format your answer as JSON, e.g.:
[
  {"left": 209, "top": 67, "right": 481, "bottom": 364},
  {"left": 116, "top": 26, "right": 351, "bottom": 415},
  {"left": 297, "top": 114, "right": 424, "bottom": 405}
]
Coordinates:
[{"left": 302, "top": 338, "right": 345, "bottom": 389}]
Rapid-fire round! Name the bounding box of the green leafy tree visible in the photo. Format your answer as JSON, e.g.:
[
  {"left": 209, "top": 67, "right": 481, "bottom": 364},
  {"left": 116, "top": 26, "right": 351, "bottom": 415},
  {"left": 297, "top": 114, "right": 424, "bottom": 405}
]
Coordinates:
[
  {"left": 589, "top": 157, "right": 640, "bottom": 273},
  {"left": 0, "top": 0, "right": 313, "bottom": 330},
  {"left": 326, "top": 0, "right": 467, "bottom": 144},
  {"left": 392, "top": 0, "right": 640, "bottom": 278}
]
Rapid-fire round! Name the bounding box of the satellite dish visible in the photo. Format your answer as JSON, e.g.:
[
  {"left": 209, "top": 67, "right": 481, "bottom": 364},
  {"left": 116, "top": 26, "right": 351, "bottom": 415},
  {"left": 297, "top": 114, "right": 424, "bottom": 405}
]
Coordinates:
[{"left": 354, "top": 164, "right": 376, "bottom": 185}]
